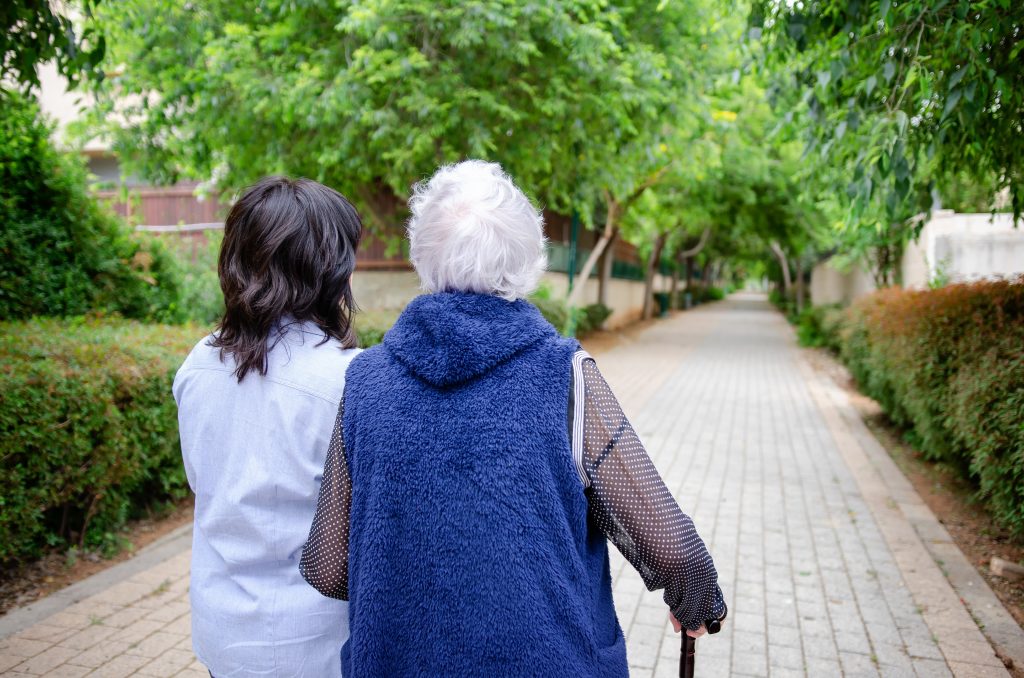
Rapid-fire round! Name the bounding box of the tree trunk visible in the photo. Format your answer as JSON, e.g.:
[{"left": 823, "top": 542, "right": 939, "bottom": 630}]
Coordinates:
[
  {"left": 675, "top": 227, "right": 711, "bottom": 308},
  {"left": 641, "top": 233, "right": 668, "bottom": 320},
  {"left": 669, "top": 265, "right": 681, "bottom": 310},
  {"left": 567, "top": 197, "right": 619, "bottom": 307},
  {"left": 598, "top": 229, "right": 619, "bottom": 307},
  {"left": 566, "top": 170, "right": 666, "bottom": 308},
  {"left": 769, "top": 240, "right": 792, "bottom": 295},
  {"left": 678, "top": 227, "right": 711, "bottom": 260},
  {"left": 795, "top": 256, "right": 805, "bottom": 313}
]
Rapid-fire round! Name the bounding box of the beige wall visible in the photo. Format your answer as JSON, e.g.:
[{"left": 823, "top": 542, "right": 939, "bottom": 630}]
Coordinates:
[
  {"left": 353, "top": 269, "right": 663, "bottom": 329},
  {"left": 541, "top": 272, "right": 671, "bottom": 329},
  {"left": 902, "top": 210, "right": 1024, "bottom": 289},
  {"left": 36, "top": 62, "right": 107, "bottom": 154},
  {"left": 809, "top": 260, "right": 877, "bottom": 306},
  {"left": 351, "top": 270, "right": 421, "bottom": 310},
  {"left": 811, "top": 210, "right": 1024, "bottom": 306}
]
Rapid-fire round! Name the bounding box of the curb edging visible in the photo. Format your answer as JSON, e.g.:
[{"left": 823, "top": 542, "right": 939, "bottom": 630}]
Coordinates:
[{"left": 0, "top": 523, "right": 193, "bottom": 640}]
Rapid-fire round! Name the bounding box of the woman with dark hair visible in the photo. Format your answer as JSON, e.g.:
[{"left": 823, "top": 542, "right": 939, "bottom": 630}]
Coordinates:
[
  {"left": 174, "top": 176, "right": 362, "bottom": 677},
  {"left": 300, "top": 161, "right": 726, "bottom": 677}
]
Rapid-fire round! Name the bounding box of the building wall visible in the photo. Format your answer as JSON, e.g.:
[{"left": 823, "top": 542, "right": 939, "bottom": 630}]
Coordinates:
[
  {"left": 902, "top": 210, "right": 1024, "bottom": 288},
  {"left": 809, "top": 260, "right": 877, "bottom": 306},
  {"left": 540, "top": 271, "right": 671, "bottom": 329},
  {"left": 810, "top": 210, "right": 1024, "bottom": 306},
  {"left": 350, "top": 269, "right": 662, "bottom": 330},
  {"left": 351, "top": 267, "right": 669, "bottom": 329}
]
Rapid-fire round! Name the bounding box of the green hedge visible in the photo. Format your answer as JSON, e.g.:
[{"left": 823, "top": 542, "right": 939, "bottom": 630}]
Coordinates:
[
  {"left": 673, "top": 285, "right": 727, "bottom": 310},
  {"left": 0, "top": 318, "right": 205, "bottom": 564},
  {"left": 0, "top": 294, "right": 613, "bottom": 566},
  {"left": 0, "top": 310, "right": 404, "bottom": 566},
  {"left": 837, "top": 279, "right": 1024, "bottom": 535},
  {"left": 575, "top": 303, "right": 613, "bottom": 334}
]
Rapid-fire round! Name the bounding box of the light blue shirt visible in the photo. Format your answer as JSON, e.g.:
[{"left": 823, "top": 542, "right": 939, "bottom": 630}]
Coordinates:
[{"left": 173, "top": 321, "right": 357, "bottom": 677}]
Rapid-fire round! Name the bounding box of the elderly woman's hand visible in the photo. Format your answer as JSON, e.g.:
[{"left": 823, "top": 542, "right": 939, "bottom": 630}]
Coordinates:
[{"left": 668, "top": 611, "right": 716, "bottom": 638}]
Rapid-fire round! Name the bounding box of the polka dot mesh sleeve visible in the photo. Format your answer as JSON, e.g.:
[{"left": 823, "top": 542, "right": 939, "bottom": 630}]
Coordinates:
[
  {"left": 577, "top": 356, "right": 726, "bottom": 631},
  {"left": 299, "top": 401, "right": 350, "bottom": 601}
]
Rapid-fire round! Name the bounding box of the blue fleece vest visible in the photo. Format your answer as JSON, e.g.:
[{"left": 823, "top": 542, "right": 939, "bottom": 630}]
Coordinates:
[{"left": 341, "top": 292, "right": 627, "bottom": 677}]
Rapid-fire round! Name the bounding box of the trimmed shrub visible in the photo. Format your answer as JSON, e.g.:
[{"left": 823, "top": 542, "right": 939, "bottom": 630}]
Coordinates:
[
  {"left": 160, "top": 232, "right": 225, "bottom": 325},
  {"left": 841, "top": 278, "right": 1024, "bottom": 534},
  {"left": 577, "top": 303, "right": 613, "bottom": 334},
  {"left": 795, "top": 304, "right": 844, "bottom": 352},
  {"left": 356, "top": 324, "right": 387, "bottom": 347},
  {"left": 0, "top": 92, "right": 185, "bottom": 322},
  {"left": 531, "top": 296, "right": 569, "bottom": 333},
  {"left": 699, "top": 285, "right": 726, "bottom": 302},
  {"left": 529, "top": 283, "right": 571, "bottom": 334},
  {"left": 0, "top": 318, "right": 205, "bottom": 565},
  {"left": 677, "top": 285, "right": 728, "bottom": 310}
]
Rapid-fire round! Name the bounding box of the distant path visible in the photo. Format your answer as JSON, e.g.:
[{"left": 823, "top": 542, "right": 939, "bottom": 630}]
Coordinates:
[{"left": 0, "top": 292, "right": 1012, "bottom": 677}]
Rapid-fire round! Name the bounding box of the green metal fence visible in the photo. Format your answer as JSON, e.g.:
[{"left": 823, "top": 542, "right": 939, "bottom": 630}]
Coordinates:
[{"left": 547, "top": 243, "right": 644, "bottom": 281}]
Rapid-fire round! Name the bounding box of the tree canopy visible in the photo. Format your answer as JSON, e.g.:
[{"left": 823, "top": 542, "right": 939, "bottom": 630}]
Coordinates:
[
  {"left": 90, "top": 0, "right": 719, "bottom": 230},
  {"left": 753, "top": 0, "right": 1024, "bottom": 220},
  {"left": 60, "top": 0, "right": 1021, "bottom": 299},
  {"left": 1, "top": 0, "right": 105, "bottom": 91}
]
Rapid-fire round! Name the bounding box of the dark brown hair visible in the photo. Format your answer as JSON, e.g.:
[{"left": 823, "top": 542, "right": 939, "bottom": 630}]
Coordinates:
[{"left": 211, "top": 176, "right": 362, "bottom": 380}]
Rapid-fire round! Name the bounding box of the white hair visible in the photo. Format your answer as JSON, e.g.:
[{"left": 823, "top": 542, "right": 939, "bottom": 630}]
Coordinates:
[{"left": 407, "top": 160, "right": 547, "bottom": 301}]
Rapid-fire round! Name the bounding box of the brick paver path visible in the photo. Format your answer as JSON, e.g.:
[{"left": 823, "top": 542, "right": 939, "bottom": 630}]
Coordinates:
[
  {"left": 0, "top": 292, "right": 1011, "bottom": 677},
  {"left": 601, "top": 294, "right": 1007, "bottom": 678}
]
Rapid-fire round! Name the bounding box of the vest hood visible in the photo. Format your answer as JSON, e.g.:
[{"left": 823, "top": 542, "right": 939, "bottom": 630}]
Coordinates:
[{"left": 382, "top": 292, "right": 558, "bottom": 388}]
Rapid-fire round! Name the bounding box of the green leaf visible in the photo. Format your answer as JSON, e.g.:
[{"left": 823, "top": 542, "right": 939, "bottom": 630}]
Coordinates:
[
  {"left": 883, "top": 61, "right": 896, "bottom": 82},
  {"left": 948, "top": 66, "right": 967, "bottom": 89},
  {"left": 942, "top": 88, "right": 962, "bottom": 120},
  {"left": 895, "top": 111, "right": 908, "bottom": 134},
  {"left": 895, "top": 176, "right": 910, "bottom": 199},
  {"left": 865, "top": 75, "right": 877, "bottom": 96},
  {"left": 894, "top": 157, "right": 910, "bottom": 182},
  {"left": 1011, "top": 40, "right": 1024, "bottom": 62}
]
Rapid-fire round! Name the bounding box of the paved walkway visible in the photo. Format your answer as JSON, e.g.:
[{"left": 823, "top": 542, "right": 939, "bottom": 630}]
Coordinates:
[{"left": 1, "top": 293, "right": 1016, "bottom": 677}]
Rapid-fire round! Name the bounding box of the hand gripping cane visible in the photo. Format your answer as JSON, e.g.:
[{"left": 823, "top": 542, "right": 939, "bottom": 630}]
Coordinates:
[{"left": 679, "top": 618, "right": 722, "bottom": 678}]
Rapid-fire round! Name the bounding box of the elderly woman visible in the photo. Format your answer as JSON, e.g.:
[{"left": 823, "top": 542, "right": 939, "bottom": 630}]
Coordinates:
[{"left": 300, "top": 160, "right": 726, "bottom": 677}]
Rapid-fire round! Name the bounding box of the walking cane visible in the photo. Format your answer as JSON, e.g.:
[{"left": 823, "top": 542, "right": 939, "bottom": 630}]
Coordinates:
[{"left": 679, "top": 618, "right": 722, "bottom": 678}]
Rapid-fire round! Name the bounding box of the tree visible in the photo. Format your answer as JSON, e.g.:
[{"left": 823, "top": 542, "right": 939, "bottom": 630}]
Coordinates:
[
  {"left": 1, "top": 0, "right": 105, "bottom": 91},
  {"left": 0, "top": 92, "right": 185, "bottom": 321},
  {"left": 565, "top": 0, "right": 740, "bottom": 308},
  {"left": 660, "top": 64, "right": 834, "bottom": 303},
  {"left": 753, "top": 0, "right": 1024, "bottom": 220},
  {"left": 90, "top": 0, "right": 707, "bottom": 237}
]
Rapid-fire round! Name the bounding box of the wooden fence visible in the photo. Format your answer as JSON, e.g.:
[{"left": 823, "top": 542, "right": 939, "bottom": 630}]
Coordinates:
[
  {"left": 96, "top": 185, "right": 646, "bottom": 274},
  {"left": 95, "top": 186, "right": 411, "bottom": 269}
]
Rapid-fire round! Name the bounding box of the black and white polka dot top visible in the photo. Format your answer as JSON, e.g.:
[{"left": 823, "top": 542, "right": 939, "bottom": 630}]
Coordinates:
[{"left": 300, "top": 350, "right": 727, "bottom": 631}]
